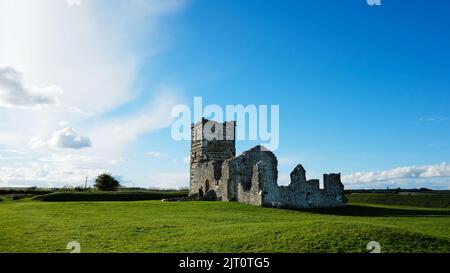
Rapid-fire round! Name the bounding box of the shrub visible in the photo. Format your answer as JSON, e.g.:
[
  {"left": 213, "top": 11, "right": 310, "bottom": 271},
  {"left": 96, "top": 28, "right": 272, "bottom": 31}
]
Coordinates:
[{"left": 95, "top": 173, "right": 120, "bottom": 191}]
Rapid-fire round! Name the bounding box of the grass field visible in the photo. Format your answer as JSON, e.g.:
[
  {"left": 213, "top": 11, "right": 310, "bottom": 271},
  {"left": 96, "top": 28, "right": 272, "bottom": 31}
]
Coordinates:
[
  {"left": 0, "top": 197, "right": 449, "bottom": 253},
  {"left": 346, "top": 193, "right": 450, "bottom": 208}
]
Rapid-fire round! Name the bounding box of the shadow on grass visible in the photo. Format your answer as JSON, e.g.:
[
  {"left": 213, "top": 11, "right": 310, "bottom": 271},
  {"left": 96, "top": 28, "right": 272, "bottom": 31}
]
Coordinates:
[{"left": 304, "top": 204, "right": 450, "bottom": 217}]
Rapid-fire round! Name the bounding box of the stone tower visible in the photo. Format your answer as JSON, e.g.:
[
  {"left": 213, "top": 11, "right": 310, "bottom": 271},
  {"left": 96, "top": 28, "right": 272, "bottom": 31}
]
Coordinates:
[{"left": 190, "top": 118, "right": 236, "bottom": 195}]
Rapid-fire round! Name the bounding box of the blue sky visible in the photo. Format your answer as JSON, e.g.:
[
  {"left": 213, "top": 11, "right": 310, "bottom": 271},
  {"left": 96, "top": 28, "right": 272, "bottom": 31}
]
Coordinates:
[{"left": 0, "top": 0, "right": 449, "bottom": 189}]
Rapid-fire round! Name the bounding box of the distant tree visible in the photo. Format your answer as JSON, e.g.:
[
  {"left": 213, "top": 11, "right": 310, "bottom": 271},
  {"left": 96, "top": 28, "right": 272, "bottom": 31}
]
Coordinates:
[{"left": 95, "top": 174, "right": 120, "bottom": 191}]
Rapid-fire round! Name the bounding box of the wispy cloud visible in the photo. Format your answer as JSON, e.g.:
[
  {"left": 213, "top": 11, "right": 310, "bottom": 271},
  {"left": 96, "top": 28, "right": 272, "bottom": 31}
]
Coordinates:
[
  {"left": 0, "top": 155, "right": 108, "bottom": 188},
  {"left": 0, "top": 1, "right": 188, "bottom": 188},
  {"left": 88, "top": 90, "right": 181, "bottom": 156},
  {"left": 146, "top": 151, "right": 167, "bottom": 158},
  {"left": 0, "top": 149, "right": 27, "bottom": 155},
  {"left": 418, "top": 117, "right": 448, "bottom": 123},
  {"left": 343, "top": 163, "right": 450, "bottom": 185}
]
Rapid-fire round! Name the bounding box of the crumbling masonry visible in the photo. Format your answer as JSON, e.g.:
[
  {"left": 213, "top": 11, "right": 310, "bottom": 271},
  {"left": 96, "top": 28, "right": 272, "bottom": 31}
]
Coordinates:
[{"left": 189, "top": 118, "right": 346, "bottom": 209}]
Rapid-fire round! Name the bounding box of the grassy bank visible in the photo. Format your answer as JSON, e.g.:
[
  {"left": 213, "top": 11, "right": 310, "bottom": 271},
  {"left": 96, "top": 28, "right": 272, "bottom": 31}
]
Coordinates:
[
  {"left": 346, "top": 193, "right": 450, "bottom": 208},
  {"left": 32, "top": 190, "right": 189, "bottom": 202}
]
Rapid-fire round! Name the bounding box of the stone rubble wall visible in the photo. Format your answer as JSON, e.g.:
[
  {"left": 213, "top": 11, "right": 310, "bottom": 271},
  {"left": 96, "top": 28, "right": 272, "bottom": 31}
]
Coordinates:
[{"left": 189, "top": 119, "right": 345, "bottom": 209}]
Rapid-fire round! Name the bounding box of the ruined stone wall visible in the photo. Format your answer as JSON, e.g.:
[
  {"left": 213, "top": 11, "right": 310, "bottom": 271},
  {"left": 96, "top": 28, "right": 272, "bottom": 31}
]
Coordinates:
[
  {"left": 190, "top": 161, "right": 222, "bottom": 197},
  {"left": 271, "top": 165, "right": 345, "bottom": 209},
  {"left": 219, "top": 146, "right": 278, "bottom": 205},
  {"left": 190, "top": 145, "right": 345, "bottom": 208},
  {"left": 189, "top": 119, "right": 345, "bottom": 209},
  {"left": 236, "top": 163, "right": 263, "bottom": 206}
]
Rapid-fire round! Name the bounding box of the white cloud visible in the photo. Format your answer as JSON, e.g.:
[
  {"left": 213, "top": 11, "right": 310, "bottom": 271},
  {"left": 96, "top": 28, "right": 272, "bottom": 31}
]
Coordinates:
[
  {"left": 0, "top": 153, "right": 105, "bottom": 187},
  {"left": 0, "top": 152, "right": 125, "bottom": 188},
  {"left": 0, "top": 1, "right": 131, "bottom": 113},
  {"left": 0, "top": 64, "right": 60, "bottom": 108},
  {"left": 0, "top": 0, "right": 186, "bottom": 150},
  {"left": 343, "top": 163, "right": 450, "bottom": 185},
  {"left": 0, "top": 162, "right": 106, "bottom": 188},
  {"left": 0, "top": 0, "right": 186, "bottom": 114},
  {"left": 49, "top": 127, "right": 92, "bottom": 149},
  {"left": 0, "top": 1, "right": 188, "bottom": 188},
  {"left": 29, "top": 127, "right": 92, "bottom": 150}
]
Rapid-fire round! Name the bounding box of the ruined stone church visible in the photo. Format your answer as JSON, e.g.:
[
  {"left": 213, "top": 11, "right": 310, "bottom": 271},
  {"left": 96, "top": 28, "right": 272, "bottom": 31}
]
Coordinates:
[{"left": 189, "top": 118, "right": 346, "bottom": 209}]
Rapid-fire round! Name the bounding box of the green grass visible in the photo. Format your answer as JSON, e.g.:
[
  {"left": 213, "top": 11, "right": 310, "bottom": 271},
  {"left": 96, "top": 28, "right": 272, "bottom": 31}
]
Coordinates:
[
  {"left": 0, "top": 199, "right": 449, "bottom": 253},
  {"left": 346, "top": 193, "right": 450, "bottom": 208},
  {"left": 32, "top": 191, "right": 188, "bottom": 202}
]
